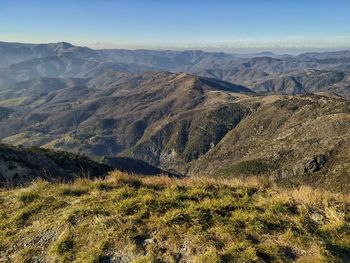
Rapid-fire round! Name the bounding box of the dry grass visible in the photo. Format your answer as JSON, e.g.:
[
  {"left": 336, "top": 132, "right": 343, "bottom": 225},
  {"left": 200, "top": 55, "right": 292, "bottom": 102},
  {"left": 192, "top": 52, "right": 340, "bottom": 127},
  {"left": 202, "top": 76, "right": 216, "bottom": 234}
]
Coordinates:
[{"left": 0, "top": 171, "right": 349, "bottom": 262}]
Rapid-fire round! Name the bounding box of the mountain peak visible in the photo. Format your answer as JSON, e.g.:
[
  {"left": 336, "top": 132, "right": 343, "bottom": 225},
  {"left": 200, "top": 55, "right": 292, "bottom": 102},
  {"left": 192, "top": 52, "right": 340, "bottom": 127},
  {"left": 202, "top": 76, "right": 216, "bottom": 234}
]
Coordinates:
[{"left": 48, "top": 41, "right": 74, "bottom": 50}]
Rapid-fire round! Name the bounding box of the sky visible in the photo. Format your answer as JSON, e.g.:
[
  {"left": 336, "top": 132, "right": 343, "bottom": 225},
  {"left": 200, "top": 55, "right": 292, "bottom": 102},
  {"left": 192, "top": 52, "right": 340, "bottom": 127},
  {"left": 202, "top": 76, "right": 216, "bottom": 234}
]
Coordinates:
[{"left": 1, "top": 0, "right": 350, "bottom": 53}]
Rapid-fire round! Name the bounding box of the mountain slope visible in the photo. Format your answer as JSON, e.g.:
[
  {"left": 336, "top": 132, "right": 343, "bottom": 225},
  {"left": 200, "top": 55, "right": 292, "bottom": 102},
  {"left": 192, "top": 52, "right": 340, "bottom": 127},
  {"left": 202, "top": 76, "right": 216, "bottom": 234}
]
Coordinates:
[
  {"left": 0, "top": 77, "right": 88, "bottom": 99},
  {"left": 0, "top": 144, "right": 111, "bottom": 187},
  {"left": 246, "top": 69, "right": 348, "bottom": 95},
  {"left": 0, "top": 143, "right": 177, "bottom": 187},
  {"left": 0, "top": 71, "right": 253, "bottom": 174},
  {"left": 189, "top": 93, "right": 350, "bottom": 192}
]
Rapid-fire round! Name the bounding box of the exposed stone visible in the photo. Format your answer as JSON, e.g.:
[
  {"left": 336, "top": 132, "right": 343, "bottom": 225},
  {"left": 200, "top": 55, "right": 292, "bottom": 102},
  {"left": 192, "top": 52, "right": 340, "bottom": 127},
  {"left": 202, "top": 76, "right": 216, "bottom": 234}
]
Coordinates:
[
  {"left": 310, "top": 212, "right": 325, "bottom": 224},
  {"left": 304, "top": 154, "right": 328, "bottom": 173},
  {"left": 144, "top": 238, "right": 157, "bottom": 245}
]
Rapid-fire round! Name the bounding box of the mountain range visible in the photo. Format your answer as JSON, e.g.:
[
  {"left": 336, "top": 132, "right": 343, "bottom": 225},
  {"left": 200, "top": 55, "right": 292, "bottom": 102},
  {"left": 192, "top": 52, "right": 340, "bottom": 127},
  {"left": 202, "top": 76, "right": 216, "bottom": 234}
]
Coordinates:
[
  {"left": 1, "top": 41, "right": 350, "bottom": 191},
  {"left": 1, "top": 41, "right": 350, "bottom": 95}
]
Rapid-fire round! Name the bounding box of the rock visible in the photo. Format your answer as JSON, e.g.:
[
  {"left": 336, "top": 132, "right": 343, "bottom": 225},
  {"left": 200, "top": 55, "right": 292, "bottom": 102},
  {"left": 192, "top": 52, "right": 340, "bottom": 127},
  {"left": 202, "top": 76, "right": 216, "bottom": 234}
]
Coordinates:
[
  {"left": 304, "top": 154, "right": 327, "bottom": 173},
  {"left": 144, "top": 238, "right": 157, "bottom": 245},
  {"left": 181, "top": 240, "right": 190, "bottom": 251},
  {"left": 310, "top": 212, "right": 325, "bottom": 224}
]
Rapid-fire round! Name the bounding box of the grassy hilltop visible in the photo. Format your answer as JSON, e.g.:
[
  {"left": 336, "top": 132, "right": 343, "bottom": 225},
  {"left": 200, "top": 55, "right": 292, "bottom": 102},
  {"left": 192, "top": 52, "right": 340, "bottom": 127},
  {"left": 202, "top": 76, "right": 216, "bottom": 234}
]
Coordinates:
[{"left": 0, "top": 171, "right": 349, "bottom": 262}]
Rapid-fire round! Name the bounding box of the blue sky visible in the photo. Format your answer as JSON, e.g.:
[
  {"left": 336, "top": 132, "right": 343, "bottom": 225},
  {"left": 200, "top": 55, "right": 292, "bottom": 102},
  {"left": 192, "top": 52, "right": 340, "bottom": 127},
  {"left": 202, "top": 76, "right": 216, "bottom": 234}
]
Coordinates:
[{"left": 1, "top": 0, "right": 350, "bottom": 52}]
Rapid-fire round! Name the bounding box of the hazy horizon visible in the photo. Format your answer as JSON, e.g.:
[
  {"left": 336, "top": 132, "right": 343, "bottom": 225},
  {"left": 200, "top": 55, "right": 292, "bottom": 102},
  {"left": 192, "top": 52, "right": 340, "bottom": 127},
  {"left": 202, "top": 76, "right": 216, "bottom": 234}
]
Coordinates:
[
  {"left": 2, "top": 39, "right": 350, "bottom": 56},
  {"left": 1, "top": 0, "right": 350, "bottom": 54}
]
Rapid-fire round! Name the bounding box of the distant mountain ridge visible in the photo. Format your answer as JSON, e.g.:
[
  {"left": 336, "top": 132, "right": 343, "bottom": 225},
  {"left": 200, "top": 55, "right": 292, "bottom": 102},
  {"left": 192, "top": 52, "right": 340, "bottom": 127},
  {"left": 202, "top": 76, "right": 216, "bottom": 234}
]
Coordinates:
[{"left": 1, "top": 41, "right": 350, "bottom": 97}]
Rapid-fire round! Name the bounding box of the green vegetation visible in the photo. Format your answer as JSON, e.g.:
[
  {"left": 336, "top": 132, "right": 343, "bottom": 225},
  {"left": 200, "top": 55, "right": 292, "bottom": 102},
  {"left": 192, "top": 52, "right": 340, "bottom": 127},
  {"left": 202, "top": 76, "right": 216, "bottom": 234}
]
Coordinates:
[
  {"left": 218, "top": 159, "right": 274, "bottom": 177},
  {"left": 183, "top": 104, "right": 246, "bottom": 162},
  {"left": 1, "top": 171, "right": 349, "bottom": 262}
]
